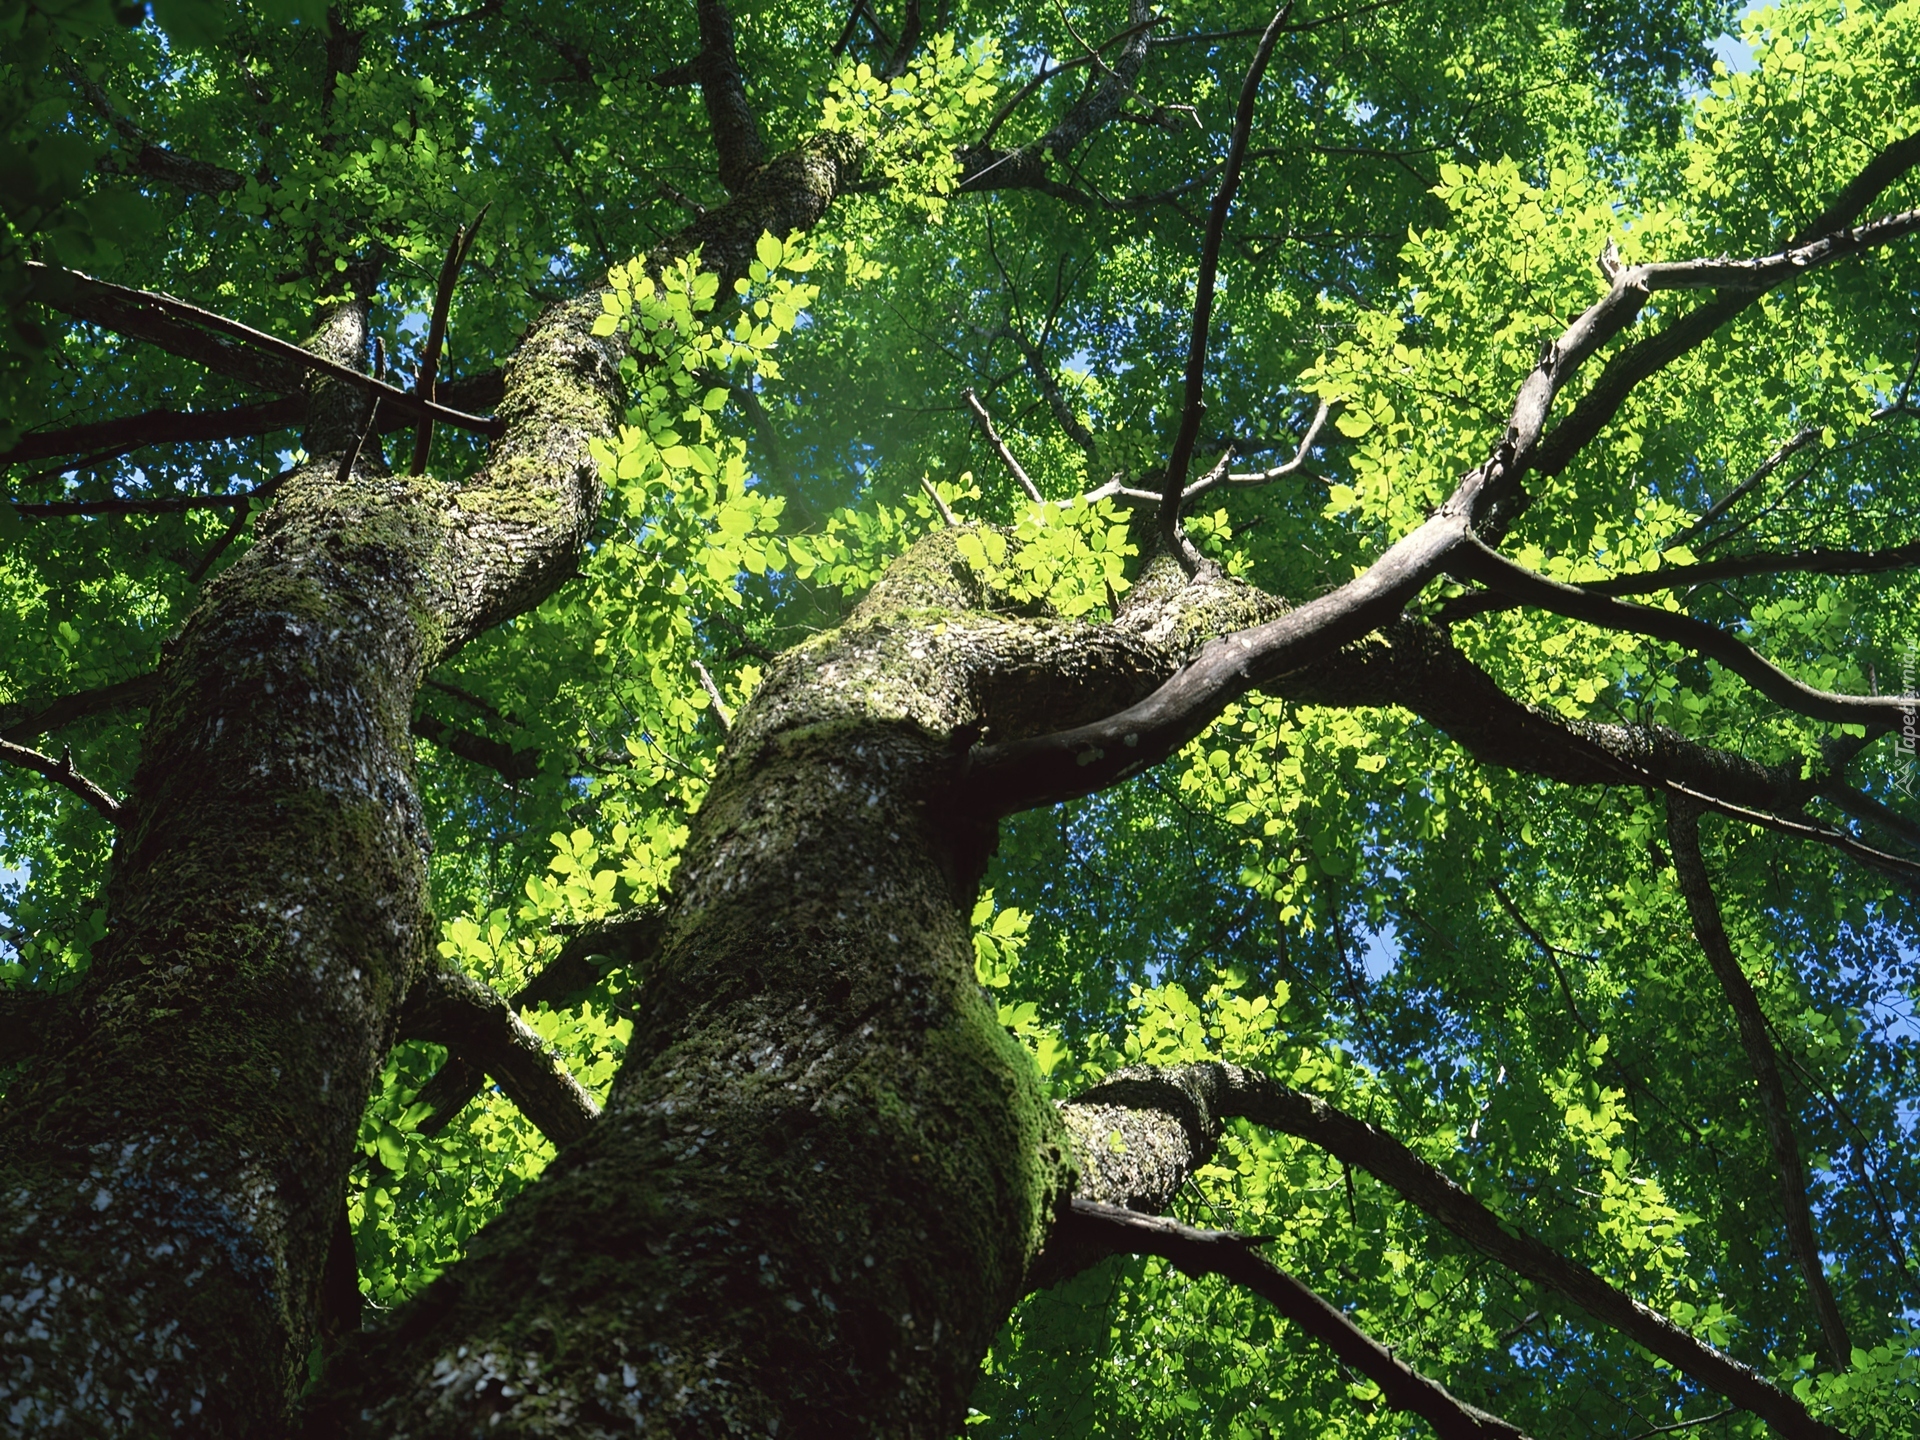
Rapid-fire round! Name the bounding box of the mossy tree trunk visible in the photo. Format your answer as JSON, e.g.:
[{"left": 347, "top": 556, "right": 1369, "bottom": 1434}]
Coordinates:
[{"left": 0, "top": 131, "right": 866, "bottom": 1439}]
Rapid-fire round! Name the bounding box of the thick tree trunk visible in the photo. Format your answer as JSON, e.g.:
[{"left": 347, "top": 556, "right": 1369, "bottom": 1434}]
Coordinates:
[
  {"left": 305, "top": 539, "right": 1096, "bottom": 1436},
  {"left": 0, "top": 281, "right": 620, "bottom": 1435}
]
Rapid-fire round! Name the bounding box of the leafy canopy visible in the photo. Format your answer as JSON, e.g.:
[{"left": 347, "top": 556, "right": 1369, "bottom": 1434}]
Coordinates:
[{"left": 6, "top": 0, "right": 1920, "bottom": 1434}]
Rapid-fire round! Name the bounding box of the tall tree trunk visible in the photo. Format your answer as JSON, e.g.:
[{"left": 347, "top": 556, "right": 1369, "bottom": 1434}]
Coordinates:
[
  {"left": 0, "top": 279, "right": 621, "bottom": 1435},
  {"left": 306, "top": 538, "right": 1090, "bottom": 1436}
]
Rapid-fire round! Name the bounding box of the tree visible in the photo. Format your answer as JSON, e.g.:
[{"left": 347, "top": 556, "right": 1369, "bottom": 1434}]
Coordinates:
[{"left": 3, "top": 0, "right": 1920, "bottom": 1433}]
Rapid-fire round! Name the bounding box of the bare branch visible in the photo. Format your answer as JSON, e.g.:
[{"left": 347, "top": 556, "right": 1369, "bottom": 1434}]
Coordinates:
[
  {"left": 962, "top": 506, "right": 1467, "bottom": 815},
  {"left": 410, "top": 205, "right": 488, "bottom": 475},
  {"left": 1665, "top": 800, "right": 1852, "bottom": 1369},
  {"left": 1629, "top": 1411, "right": 1738, "bottom": 1439},
  {"left": 1449, "top": 536, "right": 1903, "bottom": 729},
  {"left": 1819, "top": 783, "right": 1920, "bottom": 855},
  {"left": 918, "top": 474, "right": 959, "bottom": 526},
  {"left": 1060, "top": 1064, "right": 1843, "bottom": 1440},
  {"left": 1533, "top": 128, "right": 1920, "bottom": 480},
  {"left": 961, "top": 387, "right": 1043, "bottom": 501},
  {"left": 0, "top": 740, "right": 126, "bottom": 824},
  {"left": 409, "top": 712, "right": 541, "bottom": 782},
  {"left": 0, "top": 397, "right": 305, "bottom": 468},
  {"left": 1187, "top": 398, "right": 1331, "bottom": 498},
  {"left": 62, "top": 54, "right": 246, "bottom": 195},
  {"left": 14, "top": 474, "right": 283, "bottom": 519},
  {"left": 974, "top": 14, "right": 1165, "bottom": 150},
  {"left": 397, "top": 962, "right": 600, "bottom": 1148},
  {"left": 1049, "top": 1199, "right": 1532, "bottom": 1440},
  {"left": 1161, "top": 6, "right": 1290, "bottom": 567},
  {"left": 691, "top": 658, "right": 733, "bottom": 734},
  {"left": 1668, "top": 427, "right": 1824, "bottom": 551},
  {"left": 187, "top": 502, "right": 256, "bottom": 584},
  {"left": 413, "top": 908, "right": 668, "bottom": 1134},
  {"left": 26, "top": 263, "right": 504, "bottom": 438}
]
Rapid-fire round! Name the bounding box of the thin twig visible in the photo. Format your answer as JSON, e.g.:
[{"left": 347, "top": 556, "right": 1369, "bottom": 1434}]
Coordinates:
[
  {"left": 961, "top": 388, "right": 1043, "bottom": 502},
  {"left": 1626, "top": 1412, "right": 1736, "bottom": 1440}
]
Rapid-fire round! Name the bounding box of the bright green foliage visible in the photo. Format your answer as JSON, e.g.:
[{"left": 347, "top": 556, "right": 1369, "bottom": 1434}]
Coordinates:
[
  {"left": 7, "top": 0, "right": 1920, "bottom": 1433},
  {"left": 822, "top": 34, "right": 1001, "bottom": 221}
]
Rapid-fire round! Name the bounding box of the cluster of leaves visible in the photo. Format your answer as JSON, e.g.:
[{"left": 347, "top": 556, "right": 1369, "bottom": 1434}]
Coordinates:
[{"left": 821, "top": 33, "right": 1001, "bottom": 221}]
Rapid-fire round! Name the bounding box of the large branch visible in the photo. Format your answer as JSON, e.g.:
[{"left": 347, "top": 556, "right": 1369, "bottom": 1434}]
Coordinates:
[
  {"left": 410, "top": 907, "right": 668, "bottom": 1135},
  {"left": 1058, "top": 1064, "right": 1844, "bottom": 1440},
  {"left": 396, "top": 962, "right": 600, "bottom": 1148},
  {"left": 962, "top": 144, "right": 1920, "bottom": 814},
  {"left": 1664, "top": 801, "right": 1852, "bottom": 1370},
  {"left": 1532, "top": 132, "right": 1920, "bottom": 479},
  {"left": 956, "top": 0, "right": 1158, "bottom": 194},
  {"left": 0, "top": 397, "right": 305, "bottom": 467},
  {"left": 1449, "top": 537, "right": 1901, "bottom": 729},
  {"left": 1053, "top": 1200, "right": 1531, "bottom": 1440},
  {"left": 1441, "top": 533, "right": 1920, "bottom": 625},
  {"left": 693, "top": 0, "right": 766, "bottom": 191}
]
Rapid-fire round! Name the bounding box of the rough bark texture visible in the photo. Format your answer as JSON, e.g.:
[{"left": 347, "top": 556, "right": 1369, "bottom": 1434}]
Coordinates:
[
  {"left": 305, "top": 536, "right": 1095, "bottom": 1437},
  {"left": 0, "top": 248, "right": 620, "bottom": 1435}
]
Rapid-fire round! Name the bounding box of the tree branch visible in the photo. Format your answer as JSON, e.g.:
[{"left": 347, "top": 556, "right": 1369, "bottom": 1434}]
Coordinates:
[
  {"left": 667, "top": 0, "right": 767, "bottom": 192},
  {"left": 1664, "top": 800, "right": 1852, "bottom": 1370},
  {"left": 1448, "top": 536, "right": 1902, "bottom": 729},
  {"left": 0, "top": 740, "right": 126, "bottom": 824},
  {"left": 13, "top": 477, "right": 282, "bottom": 519},
  {"left": 397, "top": 962, "right": 601, "bottom": 1148},
  {"left": 1188, "top": 398, "right": 1331, "bottom": 497},
  {"left": 411, "top": 908, "right": 668, "bottom": 1135},
  {"left": 1049, "top": 1199, "right": 1532, "bottom": 1440},
  {"left": 25, "top": 263, "right": 504, "bottom": 438},
  {"left": 1443, "top": 531, "right": 1920, "bottom": 625},
  {"left": 1531, "top": 129, "right": 1920, "bottom": 480},
  {"left": 0, "top": 397, "right": 306, "bottom": 468},
  {"left": 409, "top": 206, "right": 488, "bottom": 475},
  {"left": 0, "top": 674, "right": 160, "bottom": 743},
  {"left": 1059, "top": 1064, "right": 1843, "bottom": 1440},
  {"left": 961, "top": 387, "right": 1043, "bottom": 501},
  {"left": 62, "top": 55, "right": 246, "bottom": 195},
  {"left": 1161, "top": 6, "right": 1290, "bottom": 569},
  {"left": 1668, "top": 427, "right": 1824, "bottom": 551},
  {"left": 408, "top": 712, "right": 541, "bottom": 782}
]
